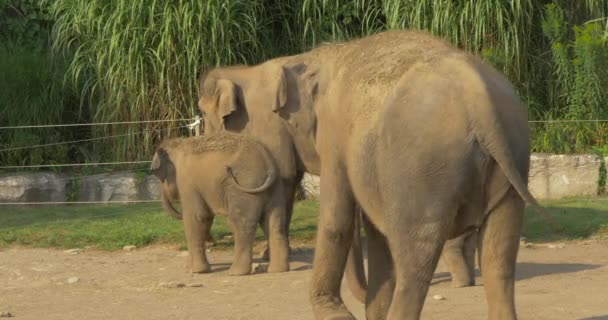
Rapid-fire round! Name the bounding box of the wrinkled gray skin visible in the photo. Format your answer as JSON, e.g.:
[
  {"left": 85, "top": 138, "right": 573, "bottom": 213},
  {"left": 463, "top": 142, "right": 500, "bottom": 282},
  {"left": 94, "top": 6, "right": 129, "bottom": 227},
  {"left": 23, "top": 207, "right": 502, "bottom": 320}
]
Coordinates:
[
  {"left": 150, "top": 133, "right": 289, "bottom": 276},
  {"left": 198, "top": 30, "right": 539, "bottom": 319}
]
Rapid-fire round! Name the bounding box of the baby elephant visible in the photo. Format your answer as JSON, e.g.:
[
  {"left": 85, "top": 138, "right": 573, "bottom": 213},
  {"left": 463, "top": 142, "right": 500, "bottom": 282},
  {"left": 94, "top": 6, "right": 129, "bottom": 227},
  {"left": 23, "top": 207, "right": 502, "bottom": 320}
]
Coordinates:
[{"left": 150, "top": 133, "right": 290, "bottom": 275}]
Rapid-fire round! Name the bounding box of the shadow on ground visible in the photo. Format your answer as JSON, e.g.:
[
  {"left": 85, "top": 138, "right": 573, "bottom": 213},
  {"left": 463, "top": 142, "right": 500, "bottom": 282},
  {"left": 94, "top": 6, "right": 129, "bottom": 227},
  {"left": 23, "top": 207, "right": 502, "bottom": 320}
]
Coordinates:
[{"left": 432, "top": 262, "right": 600, "bottom": 285}]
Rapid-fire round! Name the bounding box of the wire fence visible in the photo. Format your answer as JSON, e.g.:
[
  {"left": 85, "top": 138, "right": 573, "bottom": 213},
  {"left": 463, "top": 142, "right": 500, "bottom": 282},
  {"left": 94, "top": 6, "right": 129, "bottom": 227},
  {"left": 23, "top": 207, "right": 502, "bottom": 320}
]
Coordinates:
[
  {"left": 0, "top": 200, "right": 160, "bottom": 205},
  {"left": 0, "top": 118, "right": 607, "bottom": 207},
  {"left": 0, "top": 119, "right": 194, "bottom": 130}
]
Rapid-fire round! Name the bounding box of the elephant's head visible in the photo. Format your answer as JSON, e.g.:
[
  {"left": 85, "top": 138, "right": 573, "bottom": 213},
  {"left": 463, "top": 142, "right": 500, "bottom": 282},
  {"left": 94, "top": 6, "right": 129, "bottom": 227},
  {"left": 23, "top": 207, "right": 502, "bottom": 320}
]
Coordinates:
[
  {"left": 197, "top": 61, "right": 321, "bottom": 175},
  {"left": 150, "top": 147, "right": 182, "bottom": 220}
]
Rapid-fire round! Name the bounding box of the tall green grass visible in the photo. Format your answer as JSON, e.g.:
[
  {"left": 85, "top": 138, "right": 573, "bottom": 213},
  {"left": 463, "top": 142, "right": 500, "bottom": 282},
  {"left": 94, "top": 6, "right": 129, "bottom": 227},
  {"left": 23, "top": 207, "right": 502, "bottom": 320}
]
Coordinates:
[{"left": 50, "top": 0, "right": 272, "bottom": 162}]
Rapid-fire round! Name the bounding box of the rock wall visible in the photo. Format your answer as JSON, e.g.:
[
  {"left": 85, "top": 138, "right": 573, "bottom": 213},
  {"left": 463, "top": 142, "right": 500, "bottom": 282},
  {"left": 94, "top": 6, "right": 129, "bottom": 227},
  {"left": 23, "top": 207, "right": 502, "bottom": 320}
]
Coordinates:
[{"left": 0, "top": 153, "right": 605, "bottom": 204}]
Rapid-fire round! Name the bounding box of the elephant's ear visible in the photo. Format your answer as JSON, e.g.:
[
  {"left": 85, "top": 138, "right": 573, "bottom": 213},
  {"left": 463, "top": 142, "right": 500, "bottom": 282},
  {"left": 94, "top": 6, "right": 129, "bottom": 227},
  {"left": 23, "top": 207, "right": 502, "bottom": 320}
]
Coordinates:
[
  {"left": 150, "top": 148, "right": 170, "bottom": 181},
  {"left": 150, "top": 149, "right": 164, "bottom": 179},
  {"left": 214, "top": 79, "right": 238, "bottom": 125},
  {"left": 271, "top": 66, "right": 288, "bottom": 113}
]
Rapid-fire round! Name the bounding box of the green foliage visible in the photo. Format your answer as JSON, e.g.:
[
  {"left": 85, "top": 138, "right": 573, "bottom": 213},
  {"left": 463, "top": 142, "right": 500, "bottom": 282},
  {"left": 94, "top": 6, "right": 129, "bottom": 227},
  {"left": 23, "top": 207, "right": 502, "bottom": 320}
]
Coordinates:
[
  {"left": 0, "top": 0, "right": 53, "bottom": 48},
  {"left": 0, "top": 45, "right": 81, "bottom": 170},
  {"left": 532, "top": 3, "right": 608, "bottom": 154},
  {"left": 592, "top": 145, "right": 608, "bottom": 195}
]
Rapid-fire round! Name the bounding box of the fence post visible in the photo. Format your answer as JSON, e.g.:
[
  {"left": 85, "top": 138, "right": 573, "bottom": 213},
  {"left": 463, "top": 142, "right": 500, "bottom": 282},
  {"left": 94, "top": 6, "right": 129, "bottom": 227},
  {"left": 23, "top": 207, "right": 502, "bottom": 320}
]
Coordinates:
[{"left": 194, "top": 115, "right": 201, "bottom": 136}]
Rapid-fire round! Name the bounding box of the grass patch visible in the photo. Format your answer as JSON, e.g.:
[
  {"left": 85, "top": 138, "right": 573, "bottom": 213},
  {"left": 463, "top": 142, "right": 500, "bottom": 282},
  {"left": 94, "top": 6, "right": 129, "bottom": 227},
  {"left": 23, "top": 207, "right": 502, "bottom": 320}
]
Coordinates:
[
  {"left": 523, "top": 198, "right": 608, "bottom": 242},
  {"left": 0, "top": 201, "right": 320, "bottom": 250},
  {"left": 1, "top": 198, "right": 607, "bottom": 250}
]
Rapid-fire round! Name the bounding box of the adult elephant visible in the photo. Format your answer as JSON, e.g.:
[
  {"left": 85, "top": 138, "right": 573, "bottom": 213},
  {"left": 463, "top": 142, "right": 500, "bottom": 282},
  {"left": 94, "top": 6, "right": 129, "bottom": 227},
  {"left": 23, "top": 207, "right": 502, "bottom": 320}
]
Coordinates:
[{"left": 198, "top": 30, "right": 538, "bottom": 320}]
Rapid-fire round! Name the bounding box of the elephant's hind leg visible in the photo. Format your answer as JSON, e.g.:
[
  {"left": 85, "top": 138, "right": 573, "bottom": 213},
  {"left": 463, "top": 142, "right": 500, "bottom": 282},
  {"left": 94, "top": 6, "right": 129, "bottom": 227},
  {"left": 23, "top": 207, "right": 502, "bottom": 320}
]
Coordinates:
[
  {"left": 228, "top": 202, "right": 262, "bottom": 276},
  {"left": 479, "top": 188, "right": 523, "bottom": 320},
  {"left": 265, "top": 203, "right": 290, "bottom": 273},
  {"left": 363, "top": 216, "right": 395, "bottom": 320},
  {"left": 384, "top": 206, "right": 453, "bottom": 320}
]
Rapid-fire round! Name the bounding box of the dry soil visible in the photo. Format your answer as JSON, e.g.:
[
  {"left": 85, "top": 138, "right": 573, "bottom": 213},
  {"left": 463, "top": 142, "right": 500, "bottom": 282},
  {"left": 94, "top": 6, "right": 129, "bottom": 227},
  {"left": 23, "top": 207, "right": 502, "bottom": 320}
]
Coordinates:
[{"left": 1, "top": 240, "right": 607, "bottom": 320}]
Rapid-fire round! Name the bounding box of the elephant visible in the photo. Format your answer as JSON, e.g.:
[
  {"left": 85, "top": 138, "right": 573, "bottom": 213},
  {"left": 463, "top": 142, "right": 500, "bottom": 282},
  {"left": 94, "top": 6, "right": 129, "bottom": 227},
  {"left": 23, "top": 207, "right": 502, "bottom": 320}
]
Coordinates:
[
  {"left": 149, "top": 133, "right": 290, "bottom": 276},
  {"left": 196, "top": 70, "right": 306, "bottom": 261},
  {"left": 196, "top": 30, "right": 541, "bottom": 319}
]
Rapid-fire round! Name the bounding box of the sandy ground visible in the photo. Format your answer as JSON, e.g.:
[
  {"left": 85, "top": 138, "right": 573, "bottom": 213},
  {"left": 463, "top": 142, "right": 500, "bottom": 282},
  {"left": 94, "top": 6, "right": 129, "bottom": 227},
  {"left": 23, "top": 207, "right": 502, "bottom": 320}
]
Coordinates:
[{"left": 1, "top": 240, "right": 607, "bottom": 320}]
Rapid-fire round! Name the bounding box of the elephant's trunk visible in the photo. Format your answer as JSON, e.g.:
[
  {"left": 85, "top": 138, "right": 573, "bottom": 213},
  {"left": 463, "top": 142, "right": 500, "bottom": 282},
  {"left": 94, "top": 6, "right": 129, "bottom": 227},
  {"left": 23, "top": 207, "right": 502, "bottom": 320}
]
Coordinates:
[
  {"left": 226, "top": 144, "right": 277, "bottom": 194},
  {"left": 161, "top": 186, "right": 182, "bottom": 220},
  {"left": 344, "top": 207, "right": 367, "bottom": 303}
]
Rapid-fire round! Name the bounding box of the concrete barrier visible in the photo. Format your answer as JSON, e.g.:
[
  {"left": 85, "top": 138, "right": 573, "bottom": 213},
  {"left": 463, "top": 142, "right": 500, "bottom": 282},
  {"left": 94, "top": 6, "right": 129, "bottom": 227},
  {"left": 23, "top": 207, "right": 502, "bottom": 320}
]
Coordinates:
[{"left": 528, "top": 154, "right": 601, "bottom": 199}]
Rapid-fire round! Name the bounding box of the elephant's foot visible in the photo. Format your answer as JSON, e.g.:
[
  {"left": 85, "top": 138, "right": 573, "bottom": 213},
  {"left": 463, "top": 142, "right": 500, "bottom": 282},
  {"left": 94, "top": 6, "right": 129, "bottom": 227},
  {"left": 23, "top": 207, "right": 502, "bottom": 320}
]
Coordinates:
[
  {"left": 311, "top": 296, "right": 355, "bottom": 320},
  {"left": 190, "top": 262, "right": 211, "bottom": 274},
  {"left": 261, "top": 245, "right": 293, "bottom": 261},
  {"left": 451, "top": 277, "right": 475, "bottom": 288},
  {"left": 268, "top": 261, "right": 290, "bottom": 273},
  {"left": 190, "top": 265, "right": 211, "bottom": 273},
  {"left": 228, "top": 263, "right": 252, "bottom": 276}
]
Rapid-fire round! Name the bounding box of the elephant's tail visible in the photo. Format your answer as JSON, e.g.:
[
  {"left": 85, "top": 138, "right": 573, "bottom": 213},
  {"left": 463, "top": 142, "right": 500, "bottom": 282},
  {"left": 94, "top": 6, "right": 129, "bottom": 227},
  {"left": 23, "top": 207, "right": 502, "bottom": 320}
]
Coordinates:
[
  {"left": 466, "top": 63, "right": 559, "bottom": 230},
  {"left": 226, "top": 143, "right": 277, "bottom": 194},
  {"left": 344, "top": 207, "right": 367, "bottom": 303}
]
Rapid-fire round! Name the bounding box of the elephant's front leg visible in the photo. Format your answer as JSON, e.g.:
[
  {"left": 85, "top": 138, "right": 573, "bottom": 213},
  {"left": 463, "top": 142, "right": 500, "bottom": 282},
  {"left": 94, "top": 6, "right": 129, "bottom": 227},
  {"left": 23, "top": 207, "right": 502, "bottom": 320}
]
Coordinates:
[
  {"left": 261, "top": 174, "right": 302, "bottom": 261},
  {"left": 310, "top": 163, "right": 357, "bottom": 320},
  {"left": 228, "top": 210, "right": 259, "bottom": 276},
  {"left": 181, "top": 192, "right": 212, "bottom": 273}
]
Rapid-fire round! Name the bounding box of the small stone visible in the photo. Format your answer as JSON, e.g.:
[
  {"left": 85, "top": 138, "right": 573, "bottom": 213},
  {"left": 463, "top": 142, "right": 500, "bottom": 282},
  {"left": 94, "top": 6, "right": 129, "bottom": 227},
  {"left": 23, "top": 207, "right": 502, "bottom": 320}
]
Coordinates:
[
  {"left": 64, "top": 248, "right": 83, "bottom": 254},
  {"left": 186, "top": 283, "right": 204, "bottom": 288},
  {"left": 177, "top": 251, "right": 189, "bottom": 257},
  {"left": 547, "top": 243, "right": 565, "bottom": 249},
  {"left": 0, "top": 311, "right": 12, "bottom": 317},
  {"left": 67, "top": 277, "right": 79, "bottom": 284},
  {"left": 158, "top": 281, "right": 185, "bottom": 288},
  {"left": 432, "top": 294, "right": 446, "bottom": 301},
  {"left": 252, "top": 263, "right": 268, "bottom": 273},
  {"left": 122, "top": 245, "right": 137, "bottom": 251},
  {"left": 523, "top": 243, "right": 534, "bottom": 248}
]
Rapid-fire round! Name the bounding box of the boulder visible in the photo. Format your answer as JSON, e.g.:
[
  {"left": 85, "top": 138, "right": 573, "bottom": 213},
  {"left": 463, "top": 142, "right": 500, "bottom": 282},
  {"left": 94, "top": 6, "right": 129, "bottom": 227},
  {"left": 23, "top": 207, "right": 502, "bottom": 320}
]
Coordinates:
[
  {"left": 78, "top": 172, "right": 141, "bottom": 202},
  {"left": 140, "top": 174, "right": 161, "bottom": 200},
  {"left": 300, "top": 173, "right": 320, "bottom": 200},
  {"left": 0, "top": 172, "right": 70, "bottom": 203}
]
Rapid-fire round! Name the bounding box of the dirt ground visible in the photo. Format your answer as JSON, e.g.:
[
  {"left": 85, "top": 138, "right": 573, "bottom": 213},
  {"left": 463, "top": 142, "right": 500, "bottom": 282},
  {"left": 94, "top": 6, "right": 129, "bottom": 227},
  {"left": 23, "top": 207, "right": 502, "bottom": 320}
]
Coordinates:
[{"left": 1, "top": 240, "right": 607, "bottom": 320}]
